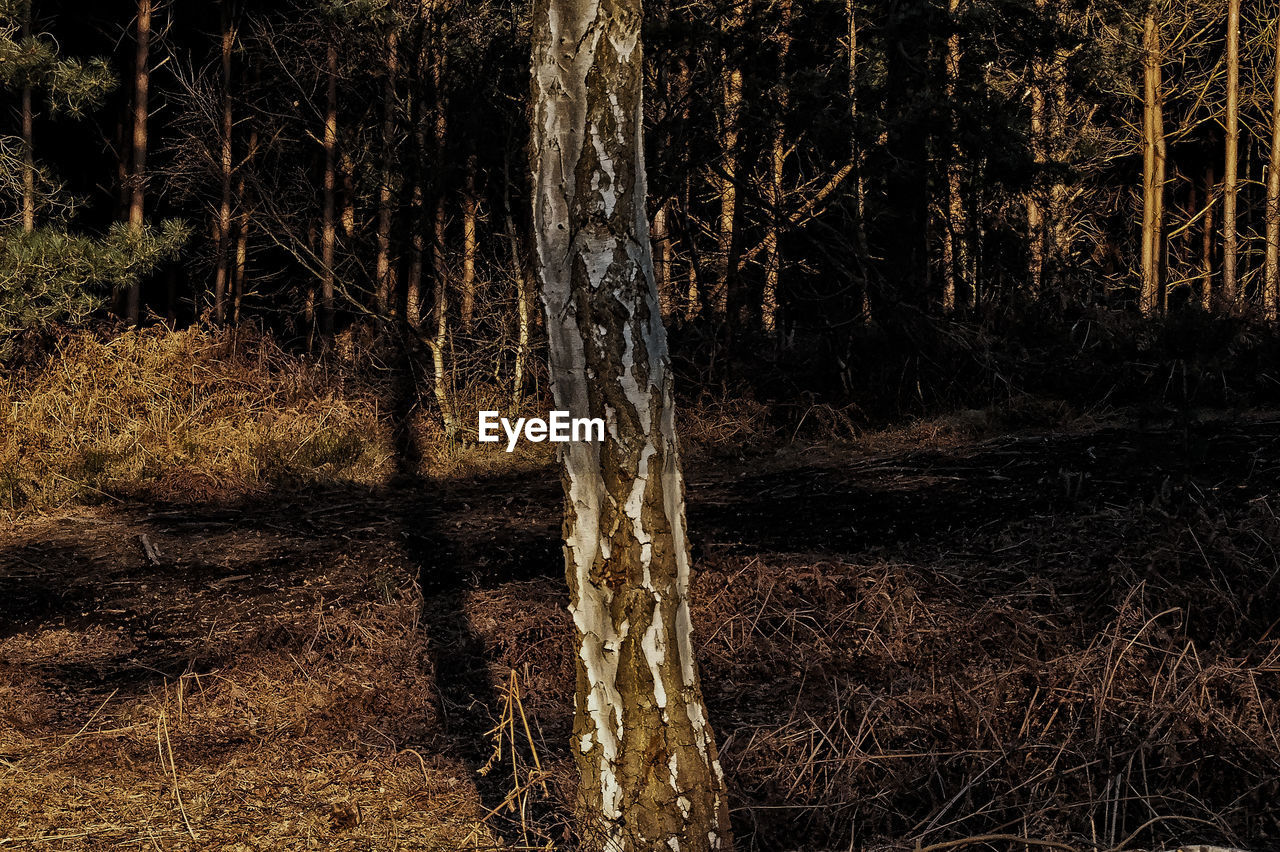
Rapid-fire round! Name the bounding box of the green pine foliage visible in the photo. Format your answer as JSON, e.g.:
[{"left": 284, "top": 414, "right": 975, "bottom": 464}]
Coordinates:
[{"left": 0, "top": 1, "right": 186, "bottom": 356}]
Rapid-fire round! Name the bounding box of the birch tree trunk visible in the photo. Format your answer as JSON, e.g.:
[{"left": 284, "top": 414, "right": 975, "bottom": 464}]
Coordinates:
[
  {"left": 530, "top": 0, "right": 733, "bottom": 848},
  {"left": 1222, "top": 0, "right": 1240, "bottom": 310},
  {"left": 126, "top": 0, "right": 151, "bottom": 326},
  {"left": 1266, "top": 16, "right": 1280, "bottom": 321},
  {"left": 1139, "top": 1, "right": 1165, "bottom": 316}
]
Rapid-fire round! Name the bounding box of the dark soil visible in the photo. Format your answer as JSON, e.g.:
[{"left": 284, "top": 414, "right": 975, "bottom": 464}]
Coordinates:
[{"left": 2, "top": 413, "right": 1278, "bottom": 851}]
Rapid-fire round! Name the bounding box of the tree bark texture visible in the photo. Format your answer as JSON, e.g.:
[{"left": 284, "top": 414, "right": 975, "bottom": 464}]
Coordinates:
[
  {"left": 321, "top": 38, "right": 339, "bottom": 338},
  {"left": 1140, "top": 1, "right": 1165, "bottom": 316},
  {"left": 530, "top": 1, "right": 733, "bottom": 849},
  {"left": 126, "top": 0, "right": 152, "bottom": 325},
  {"left": 1265, "top": 15, "right": 1280, "bottom": 320},
  {"left": 1223, "top": 0, "right": 1240, "bottom": 309}
]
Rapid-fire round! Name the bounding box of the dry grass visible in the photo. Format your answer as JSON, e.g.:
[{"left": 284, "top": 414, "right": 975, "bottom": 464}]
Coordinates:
[
  {"left": 0, "top": 327, "right": 395, "bottom": 512},
  {"left": 3, "top": 328, "right": 1276, "bottom": 851}
]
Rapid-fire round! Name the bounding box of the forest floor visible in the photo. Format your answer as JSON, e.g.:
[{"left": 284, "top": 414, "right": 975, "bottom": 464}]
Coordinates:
[{"left": 2, "top": 409, "right": 1279, "bottom": 851}]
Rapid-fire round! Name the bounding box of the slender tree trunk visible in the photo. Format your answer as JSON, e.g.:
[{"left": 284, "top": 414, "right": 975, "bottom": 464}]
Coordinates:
[
  {"left": 234, "top": 127, "right": 257, "bottom": 326},
  {"left": 427, "top": 0, "right": 457, "bottom": 441},
  {"left": 763, "top": 0, "right": 793, "bottom": 338},
  {"left": 460, "top": 153, "right": 478, "bottom": 331},
  {"left": 20, "top": 1, "right": 35, "bottom": 233},
  {"left": 943, "top": 0, "right": 970, "bottom": 312},
  {"left": 406, "top": 179, "right": 425, "bottom": 329},
  {"left": 377, "top": 27, "right": 400, "bottom": 316},
  {"left": 1027, "top": 0, "right": 1048, "bottom": 297},
  {"left": 1223, "top": 0, "right": 1240, "bottom": 310},
  {"left": 1202, "top": 163, "right": 1215, "bottom": 308},
  {"left": 1265, "top": 16, "right": 1280, "bottom": 321},
  {"left": 715, "top": 0, "right": 744, "bottom": 325},
  {"left": 320, "top": 38, "right": 339, "bottom": 340},
  {"left": 126, "top": 0, "right": 152, "bottom": 326},
  {"left": 653, "top": 202, "right": 673, "bottom": 317},
  {"left": 848, "top": 0, "right": 871, "bottom": 322},
  {"left": 214, "top": 6, "right": 235, "bottom": 325},
  {"left": 21, "top": 83, "right": 35, "bottom": 233},
  {"left": 1139, "top": 1, "right": 1165, "bottom": 316},
  {"left": 504, "top": 153, "right": 532, "bottom": 406},
  {"left": 531, "top": 1, "right": 733, "bottom": 849}
]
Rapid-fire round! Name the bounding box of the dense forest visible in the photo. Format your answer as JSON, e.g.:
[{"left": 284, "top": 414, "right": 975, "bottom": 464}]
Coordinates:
[{"left": 6, "top": 0, "right": 1280, "bottom": 405}]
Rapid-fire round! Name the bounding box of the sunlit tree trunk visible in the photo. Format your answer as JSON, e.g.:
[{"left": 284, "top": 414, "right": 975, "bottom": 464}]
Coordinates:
[
  {"left": 461, "top": 153, "right": 478, "bottom": 332},
  {"left": 1223, "top": 0, "right": 1240, "bottom": 310},
  {"left": 943, "top": 0, "right": 969, "bottom": 312},
  {"left": 1265, "top": 17, "right": 1280, "bottom": 321},
  {"left": 376, "top": 27, "right": 400, "bottom": 316},
  {"left": 504, "top": 154, "right": 532, "bottom": 406},
  {"left": 20, "top": 2, "right": 35, "bottom": 233},
  {"left": 426, "top": 0, "right": 457, "bottom": 441},
  {"left": 1027, "top": 0, "right": 1048, "bottom": 297},
  {"left": 714, "top": 0, "right": 744, "bottom": 325},
  {"left": 21, "top": 82, "right": 35, "bottom": 234},
  {"left": 214, "top": 5, "right": 235, "bottom": 325},
  {"left": 763, "top": 0, "right": 793, "bottom": 338},
  {"left": 320, "top": 38, "right": 339, "bottom": 340},
  {"left": 653, "top": 201, "right": 673, "bottom": 318},
  {"left": 1140, "top": 1, "right": 1165, "bottom": 316},
  {"left": 531, "top": 0, "right": 733, "bottom": 848},
  {"left": 126, "top": 0, "right": 152, "bottom": 325}
]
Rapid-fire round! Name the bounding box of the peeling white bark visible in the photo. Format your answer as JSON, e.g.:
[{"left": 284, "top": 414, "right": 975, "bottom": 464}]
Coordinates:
[{"left": 531, "top": 1, "right": 733, "bottom": 849}]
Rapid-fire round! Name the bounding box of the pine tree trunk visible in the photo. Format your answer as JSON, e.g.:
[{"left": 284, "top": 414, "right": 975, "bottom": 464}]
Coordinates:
[
  {"left": 1027, "top": 0, "right": 1048, "bottom": 297},
  {"left": 1265, "top": 17, "right": 1280, "bottom": 321},
  {"left": 848, "top": 0, "right": 871, "bottom": 322},
  {"left": 234, "top": 127, "right": 257, "bottom": 326},
  {"left": 1139, "top": 2, "right": 1165, "bottom": 316},
  {"left": 943, "top": 0, "right": 969, "bottom": 312},
  {"left": 1202, "top": 163, "right": 1215, "bottom": 309},
  {"left": 21, "top": 83, "right": 34, "bottom": 233},
  {"left": 215, "top": 6, "right": 235, "bottom": 325},
  {"left": 428, "top": 1, "right": 457, "bottom": 441},
  {"left": 531, "top": 1, "right": 733, "bottom": 849},
  {"left": 20, "top": 2, "right": 34, "bottom": 233},
  {"left": 653, "top": 202, "right": 673, "bottom": 318},
  {"left": 321, "top": 38, "right": 339, "bottom": 339},
  {"left": 406, "top": 178, "right": 425, "bottom": 329},
  {"left": 1223, "top": 0, "right": 1240, "bottom": 310},
  {"left": 376, "top": 28, "right": 400, "bottom": 316},
  {"left": 763, "top": 0, "right": 792, "bottom": 338},
  {"left": 461, "top": 153, "right": 478, "bottom": 332},
  {"left": 504, "top": 154, "right": 532, "bottom": 406},
  {"left": 715, "top": 0, "right": 744, "bottom": 326},
  {"left": 126, "top": 0, "right": 152, "bottom": 326}
]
